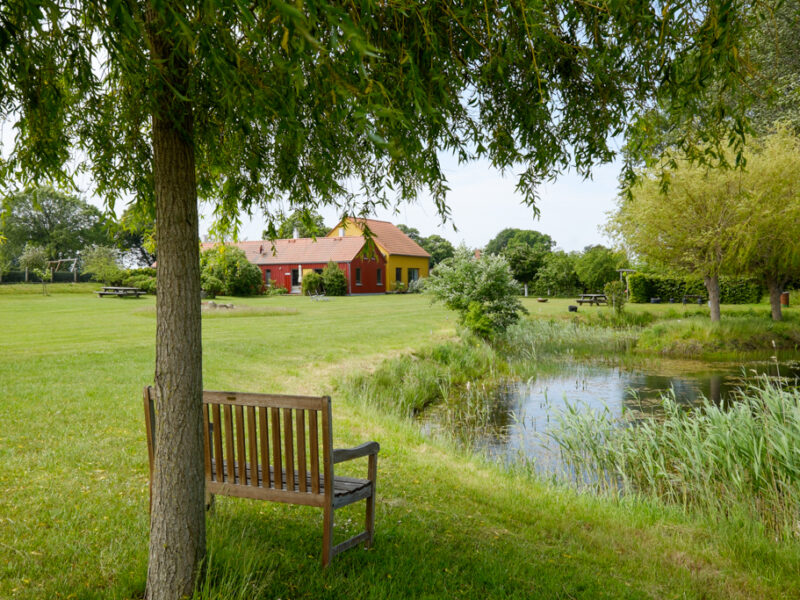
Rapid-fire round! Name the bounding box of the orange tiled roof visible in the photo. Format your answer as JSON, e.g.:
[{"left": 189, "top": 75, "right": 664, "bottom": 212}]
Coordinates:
[
  {"left": 337, "top": 218, "right": 431, "bottom": 258},
  {"left": 201, "top": 237, "right": 368, "bottom": 265}
]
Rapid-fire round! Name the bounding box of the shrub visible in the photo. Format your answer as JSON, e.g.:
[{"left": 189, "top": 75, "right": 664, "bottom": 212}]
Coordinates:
[
  {"left": 392, "top": 280, "right": 406, "bottom": 293},
  {"left": 301, "top": 271, "right": 324, "bottom": 295},
  {"left": 200, "top": 245, "right": 263, "bottom": 296},
  {"left": 603, "top": 280, "right": 626, "bottom": 315},
  {"left": 426, "top": 246, "right": 527, "bottom": 338},
  {"left": 322, "top": 261, "right": 347, "bottom": 296},
  {"left": 407, "top": 277, "right": 427, "bottom": 294},
  {"left": 124, "top": 274, "right": 157, "bottom": 294},
  {"left": 264, "top": 283, "right": 288, "bottom": 296},
  {"left": 200, "top": 273, "right": 224, "bottom": 297},
  {"left": 122, "top": 267, "right": 156, "bottom": 294}
]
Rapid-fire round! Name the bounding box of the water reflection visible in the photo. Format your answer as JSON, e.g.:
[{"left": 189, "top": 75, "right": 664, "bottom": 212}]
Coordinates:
[{"left": 421, "top": 360, "right": 800, "bottom": 473}]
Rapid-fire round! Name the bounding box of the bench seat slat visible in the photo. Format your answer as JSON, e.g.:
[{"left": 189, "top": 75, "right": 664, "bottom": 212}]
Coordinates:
[{"left": 208, "top": 460, "right": 368, "bottom": 501}]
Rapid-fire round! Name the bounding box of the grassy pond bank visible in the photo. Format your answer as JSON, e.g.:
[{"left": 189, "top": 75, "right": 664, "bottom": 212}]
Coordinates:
[{"left": 342, "top": 299, "right": 800, "bottom": 544}]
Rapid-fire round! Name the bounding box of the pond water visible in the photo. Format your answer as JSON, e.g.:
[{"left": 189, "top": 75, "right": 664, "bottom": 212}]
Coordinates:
[{"left": 421, "top": 358, "right": 800, "bottom": 473}]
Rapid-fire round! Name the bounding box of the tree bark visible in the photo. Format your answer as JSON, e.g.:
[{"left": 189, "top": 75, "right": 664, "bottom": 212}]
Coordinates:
[
  {"left": 767, "top": 277, "right": 783, "bottom": 321},
  {"left": 145, "top": 7, "right": 205, "bottom": 600},
  {"left": 704, "top": 274, "right": 721, "bottom": 322}
]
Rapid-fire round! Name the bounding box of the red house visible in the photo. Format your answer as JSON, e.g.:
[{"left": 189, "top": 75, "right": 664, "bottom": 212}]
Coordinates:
[{"left": 202, "top": 237, "right": 386, "bottom": 294}]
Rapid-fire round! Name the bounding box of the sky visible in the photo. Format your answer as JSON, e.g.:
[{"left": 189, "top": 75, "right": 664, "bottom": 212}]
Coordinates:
[{"left": 198, "top": 153, "right": 623, "bottom": 253}]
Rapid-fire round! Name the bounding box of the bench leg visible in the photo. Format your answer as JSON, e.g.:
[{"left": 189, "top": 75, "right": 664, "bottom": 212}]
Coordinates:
[
  {"left": 322, "top": 503, "right": 333, "bottom": 568},
  {"left": 205, "top": 490, "right": 215, "bottom": 512},
  {"left": 365, "top": 454, "right": 377, "bottom": 548}
]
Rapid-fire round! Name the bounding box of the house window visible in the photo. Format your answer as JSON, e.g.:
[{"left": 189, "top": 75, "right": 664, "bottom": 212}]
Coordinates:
[
  {"left": 314, "top": 268, "right": 323, "bottom": 274},
  {"left": 408, "top": 268, "right": 419, "bottom": 282},
  {"left": 377, "top": 268, "right": 382, "bottom": 285},
  {"left": 355, "top": 267, "right": 362, "bottom": 285},
  {"left": 264, "top": 269, "right": 271, "bottom": 283},
  {"left": 395, "top": 267, "right": 402, "bottom": 283}
]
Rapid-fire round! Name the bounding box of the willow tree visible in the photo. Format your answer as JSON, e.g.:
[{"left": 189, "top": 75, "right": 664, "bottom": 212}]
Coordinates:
[
  {"left": 0, "top": 2, "right": 758, "bottom": 598},
  {"left": 608, "top": 159, "right": 742, "bottom": 322},
  {"left": 735, "top": 130, "right": 800, "bottom": 321}
]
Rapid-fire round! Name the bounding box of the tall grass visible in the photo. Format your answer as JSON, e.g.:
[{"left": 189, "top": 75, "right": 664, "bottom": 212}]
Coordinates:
[
  {"left": 499, "top": 318, "right": 638, "bottom": 360},
  {"left": 550, "top": 378, "right": 800, "bottom": 539},
  {"left": 636, "top": 312, "right": 800, "bottom": 357},
  {"left": 342, "top": 338, "right": 504, "bottom": 417}
]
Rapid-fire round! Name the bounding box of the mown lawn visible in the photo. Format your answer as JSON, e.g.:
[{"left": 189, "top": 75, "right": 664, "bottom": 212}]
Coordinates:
[{"left": 2, "top": 287, "right": 799, "bottom": 599}]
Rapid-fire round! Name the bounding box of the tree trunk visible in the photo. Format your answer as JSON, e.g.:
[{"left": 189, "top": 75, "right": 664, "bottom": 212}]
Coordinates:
[
  {"left": 704, "top": 274, "right": 721, "bottom": 322},
  {"left": 145, "top": 8, "right": 205, "bottom": 599},
  {"left": 767, "top": 277, "right": 783, "bottom": 321}
]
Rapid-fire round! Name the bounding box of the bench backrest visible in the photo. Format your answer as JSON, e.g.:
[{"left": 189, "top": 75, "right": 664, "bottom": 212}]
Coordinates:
[{"left": 144, "top": 387, "right": 334, "bottom": 507}]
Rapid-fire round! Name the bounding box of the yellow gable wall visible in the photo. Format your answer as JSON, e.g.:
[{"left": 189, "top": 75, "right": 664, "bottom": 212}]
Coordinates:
[
  {"left": 386, "top": 255, "right": 429, "bottom": 289},
  {"left": 327, "top": 218, "right": 429, "bottom": 289}
]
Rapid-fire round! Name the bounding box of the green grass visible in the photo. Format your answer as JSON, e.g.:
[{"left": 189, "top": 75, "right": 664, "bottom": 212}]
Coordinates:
[{"left": 2, "top": 292, "right": 800, "bottom": 598}]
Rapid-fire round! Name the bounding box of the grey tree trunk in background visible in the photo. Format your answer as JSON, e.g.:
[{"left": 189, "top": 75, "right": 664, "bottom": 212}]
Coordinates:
[
  {"left": 704, "top": 275, "right": 722, "bottom": 322},
  {"left": 767, "top": 278, "right": 783, "bottom": 322}
]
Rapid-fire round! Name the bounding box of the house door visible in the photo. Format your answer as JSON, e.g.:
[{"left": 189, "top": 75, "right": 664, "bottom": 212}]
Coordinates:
[{"left": 291, "top": 269, "right": 300, "bottom": 286}]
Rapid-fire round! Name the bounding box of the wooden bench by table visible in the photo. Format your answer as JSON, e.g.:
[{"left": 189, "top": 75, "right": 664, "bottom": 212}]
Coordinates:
[
  {"left": 143, "top": 387, "right": 379, "bottom": 567},
  {"left": 97, "top": 286, "right": 145, "bottom": 298},
  {"left": 576, "top": 294, "right": 607, "bottom": 306}
]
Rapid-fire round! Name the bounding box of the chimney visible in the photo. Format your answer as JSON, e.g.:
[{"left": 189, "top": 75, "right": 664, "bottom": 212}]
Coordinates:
[{"left": 292, "top": 227, "right": 299, "bottom": 239}]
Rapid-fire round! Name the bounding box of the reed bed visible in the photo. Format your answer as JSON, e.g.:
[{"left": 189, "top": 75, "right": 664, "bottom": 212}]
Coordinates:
[{"left": 550, "top": 378, "right": 800, "bottom": 539}]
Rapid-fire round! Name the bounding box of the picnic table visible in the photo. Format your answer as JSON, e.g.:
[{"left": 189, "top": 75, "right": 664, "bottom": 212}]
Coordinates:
[
  {"left": 576, "top": 294, "right": 607, "bottom": 306},
  {"left": 96, "top": 286, "right": 145, "bottom": 298}
]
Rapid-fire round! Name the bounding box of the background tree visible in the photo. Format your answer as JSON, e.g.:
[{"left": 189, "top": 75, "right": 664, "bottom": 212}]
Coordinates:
[
  {"left": 733, "top": 131, "right": 800, "bottom": 320},
  {"left": 503, "top": 233, "right": 555, "bottom": 293},
  {"left": 609, "top": 159, "right": 741, "bottom": 322},
  {"left": 82, "top": 245, "right": 124, "bottom": 285},
  {"left": 200, "top": 246, "right": 263, "bottom": 296},
  {"left": 0, "top": 186, "right": 111, "bottom": 266},
  {"left": 0, "top": 2, "right": 759, "bottom": 597},
  {"left": 267, "top": 210, "right": 327, "bottom": 239},
  {"left": 485, "top": 229, "right": 554, "bottom": 256},
  {"left": 18, "top": 243, "right": 52, "bottom": 294},
  {"left": 574, "top": 245, "right": 626, "bottom": 294},
  {"left": 533, "top": 250, "right": 581, "bottom": 297},
  {"left": 396, "top": 224, "right": 424, "bottom": 246},
  {"left": 113, "top": 205, "right": 156, "bottom": 267},
  {"left": 397, "top": 226, "right": 455, "bottom": 268},
  {"left": 421, "top": 234, "right": 455, "bottom": 268}
]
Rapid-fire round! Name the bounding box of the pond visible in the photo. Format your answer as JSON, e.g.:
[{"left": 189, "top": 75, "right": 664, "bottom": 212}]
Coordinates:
[{"left": 420, "top": 358, "right": 800, "bottom": 474}]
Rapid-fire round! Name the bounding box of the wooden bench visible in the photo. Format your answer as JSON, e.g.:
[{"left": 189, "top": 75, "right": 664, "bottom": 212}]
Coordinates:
[
  {"left": 143, "top": 387, "right": 379, "bottom": 567},
  {"left": 97, "top": 286, "right": 145, "bottom": 298}
]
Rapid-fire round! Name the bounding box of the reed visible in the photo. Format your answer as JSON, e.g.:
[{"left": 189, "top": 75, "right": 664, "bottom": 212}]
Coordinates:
[{"left": 550, "top": 378, "right": 800, "bottom": 539}]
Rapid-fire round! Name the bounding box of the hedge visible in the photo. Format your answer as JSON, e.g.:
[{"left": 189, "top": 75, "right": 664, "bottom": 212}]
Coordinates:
[
  {"left": 627, "top": 273, "right": 763, "bottom": 304},
  {"left": 0, "top": 270, "right": 93, "bottom": 283}
]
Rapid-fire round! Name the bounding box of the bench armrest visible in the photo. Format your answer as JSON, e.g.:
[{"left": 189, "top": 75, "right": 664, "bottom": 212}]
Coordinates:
[{"left": 333, "top": 441, "right": 380, "bottom": 464}]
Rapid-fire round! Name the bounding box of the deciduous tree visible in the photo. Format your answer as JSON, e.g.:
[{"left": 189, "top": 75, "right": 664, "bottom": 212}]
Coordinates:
[
  {"left": 0, "top": 186, "right": 111, "bottom": 265},
  {"left": 609, "top": 161, "right": 741, "bottom": 321},
  {"left": 733, "top": 130, "right": 800, "bottom": 320}
]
